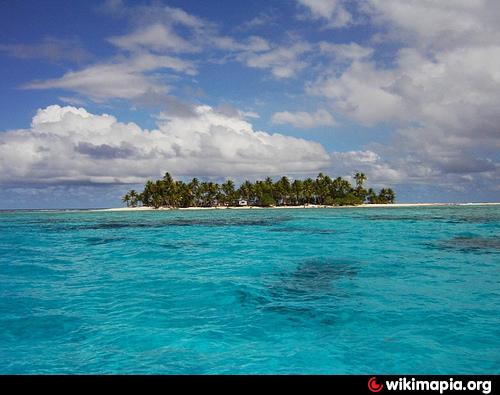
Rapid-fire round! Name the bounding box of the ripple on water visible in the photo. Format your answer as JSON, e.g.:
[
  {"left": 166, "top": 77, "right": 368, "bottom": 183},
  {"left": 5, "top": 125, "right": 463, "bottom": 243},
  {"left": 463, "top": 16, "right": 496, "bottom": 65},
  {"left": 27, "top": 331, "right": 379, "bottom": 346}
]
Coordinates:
[
  {"left": 157, "top": 240, "right": 211, "bottom": 250},
  {"left": 1, "top": 207, "right": 498, "bottom": 374},
  {"left": 273, "top": 258, "right": 357, "bottom": 294},
  {"left": 85, "top": 236, "right": 127, "bottom": 245},
  {"left": 269, "top": 226, "right": 338, "bottom": 235},
  {"left": 0, "top": 263, "right": 65, "bottom": 278},
  {"left": 427, "top": 235, "right": 500, "bottom": 254},
  {"left": 367, "top": 212, "right": 500, "bottom": 224},
  {"left": 1, "top": 314, "right": 82, "bottom": 341},
  {"left": 238, "top": 258, "right": 357, "bottom": 322},
  {"left": 43, "top": 216, "right": 292, "bottom": 232}
]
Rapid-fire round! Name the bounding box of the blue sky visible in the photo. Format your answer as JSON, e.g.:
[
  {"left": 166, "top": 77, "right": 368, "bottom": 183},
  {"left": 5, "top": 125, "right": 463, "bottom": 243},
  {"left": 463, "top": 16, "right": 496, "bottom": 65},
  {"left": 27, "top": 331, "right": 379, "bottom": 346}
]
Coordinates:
[{"left": 0, "top": 0, "right": 499, "bottom": 208}]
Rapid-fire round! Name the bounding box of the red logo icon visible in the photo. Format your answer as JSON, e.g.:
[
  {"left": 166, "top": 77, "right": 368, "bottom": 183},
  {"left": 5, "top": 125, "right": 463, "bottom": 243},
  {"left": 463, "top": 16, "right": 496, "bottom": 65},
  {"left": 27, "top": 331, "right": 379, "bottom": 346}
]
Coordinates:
[{"left": 368, "top": 377, "right": 384, "bottom": 393}]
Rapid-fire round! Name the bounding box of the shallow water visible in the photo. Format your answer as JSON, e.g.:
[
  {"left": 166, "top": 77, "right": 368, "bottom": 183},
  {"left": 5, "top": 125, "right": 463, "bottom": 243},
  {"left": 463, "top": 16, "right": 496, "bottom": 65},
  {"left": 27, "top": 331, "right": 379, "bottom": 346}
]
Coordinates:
[{"left": 0, "top": 206, "right": 499, "bottom": 373}]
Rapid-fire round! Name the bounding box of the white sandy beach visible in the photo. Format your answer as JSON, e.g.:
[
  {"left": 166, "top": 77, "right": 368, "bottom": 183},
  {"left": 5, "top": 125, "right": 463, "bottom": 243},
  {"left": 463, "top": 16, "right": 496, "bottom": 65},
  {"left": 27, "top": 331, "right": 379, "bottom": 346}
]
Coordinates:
[{"left": 95, "top": 202, "right": 500, "bottom": 212}]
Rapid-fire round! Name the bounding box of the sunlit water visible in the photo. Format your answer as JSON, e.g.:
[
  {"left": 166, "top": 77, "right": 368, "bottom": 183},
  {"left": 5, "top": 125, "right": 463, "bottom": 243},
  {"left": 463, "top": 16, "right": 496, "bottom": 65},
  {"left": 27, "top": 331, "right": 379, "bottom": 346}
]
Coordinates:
[{"left": 0, "top": 206, "right": 499, "bottom": 374}]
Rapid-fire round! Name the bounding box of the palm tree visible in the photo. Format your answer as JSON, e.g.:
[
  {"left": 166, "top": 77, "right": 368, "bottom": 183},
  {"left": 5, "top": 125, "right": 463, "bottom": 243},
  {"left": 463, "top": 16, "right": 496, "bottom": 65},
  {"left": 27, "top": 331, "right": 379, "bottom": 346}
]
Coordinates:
[
  {"left": 221, "top": 180, "right": 236, "bottom": 206},
  {"left": 204, "top": 182, "right": 220, "bottom": 207},
  {"left": 378, "top": 188, "right": 396, "bottom": 204},
  {"left": 129, "top": 190, "right": 139, "bottom": 207},
  {"left": 122, "top": 193, "right": 131, "bottom": 207},
  {"left": 151, "top": 193, "right": 163, "bottom": 209},
  {"left": 253, "top": 179, "right": 274, "bottom": 206},
  {"left": 189, "top": 178, "right": 201, "bottom": 207},
  {"left": 132, "top": 171, "right": 395, "bottom": 208},
  {"left": 331, "top": 177, "right": 352, "bottom": 198},
  {"left": 367, "top": 188, "right": 378, "bottom": 204},
  {"left": 315, "top": 173, "right": 332, "bottom": 204},
  {"left": 162, "top": 172, "right": 174, "bottom": 185},
  {"left": 291, "top": 179, "right": 303, "bottom": 205},
  {"left": 275, "top": 176, "right": 291, "bottom": 205},
  {"left": 177, "top": 181, "right": 193, "bottom": 208},
  {"left": 354, "top": 172, "right": 367, "bottom": 189},
  {"left": 353, "top": 172, "right": 368, "bottom": 201},
  {"left": 141, "top": 180, "right": 155, "bottom": 207},
  {"left": 239, "top": 180, "right": 254, "bottom": 203},
  {"left": 303, "top": 178, "right": 315, "bottom": 204},
  {"left": 264, "top": 176, "right": 274, "bottom": 197}
]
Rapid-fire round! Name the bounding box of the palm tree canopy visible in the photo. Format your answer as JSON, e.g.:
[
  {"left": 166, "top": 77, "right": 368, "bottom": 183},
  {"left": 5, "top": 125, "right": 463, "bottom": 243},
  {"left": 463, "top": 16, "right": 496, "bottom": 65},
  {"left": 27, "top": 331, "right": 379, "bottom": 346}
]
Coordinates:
[{"left": 126, "top": 172, "right": 395, "bottom": 207}]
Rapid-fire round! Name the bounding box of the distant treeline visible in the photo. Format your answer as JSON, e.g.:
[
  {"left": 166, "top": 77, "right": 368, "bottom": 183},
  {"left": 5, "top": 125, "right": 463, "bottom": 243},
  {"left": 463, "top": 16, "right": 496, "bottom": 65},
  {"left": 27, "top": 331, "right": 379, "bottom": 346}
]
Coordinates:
[{"left": 122, "top": 172, "right": 395, "bottom": 208}]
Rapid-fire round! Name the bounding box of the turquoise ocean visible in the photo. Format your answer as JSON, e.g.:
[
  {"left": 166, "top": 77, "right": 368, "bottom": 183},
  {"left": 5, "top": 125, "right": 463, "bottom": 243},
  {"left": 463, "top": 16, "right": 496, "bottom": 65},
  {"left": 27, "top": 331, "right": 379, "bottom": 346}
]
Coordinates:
[{"left": 0, "top": 206, "right": 499, "bottom": 374}]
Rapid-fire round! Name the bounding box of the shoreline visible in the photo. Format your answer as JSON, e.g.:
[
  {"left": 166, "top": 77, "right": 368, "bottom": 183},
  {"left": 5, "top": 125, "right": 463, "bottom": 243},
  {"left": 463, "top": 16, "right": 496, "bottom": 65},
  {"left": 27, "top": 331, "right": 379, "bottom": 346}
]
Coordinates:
[{"left": 95, "top": 202, "right": 500, "bottom": 212}]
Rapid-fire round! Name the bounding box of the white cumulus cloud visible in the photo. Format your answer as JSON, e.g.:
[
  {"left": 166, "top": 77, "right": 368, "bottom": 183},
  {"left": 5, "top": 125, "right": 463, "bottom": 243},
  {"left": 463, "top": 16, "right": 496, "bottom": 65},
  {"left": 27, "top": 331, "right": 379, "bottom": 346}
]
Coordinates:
[
  {"left": 0, "top": 105, "right": 331, "bottom": 186},
  {"left": 305, "top": 0, "right": 500, "bottom": 189},
  {"left": 297, "top": 0, "right": 352, "bottom": 28},
  {"left": 238, "top": 42, "right": 312, "bottom": 78},
  {"left": 272, "top": 109, "right": 336, "bottom": 129},
  {"left": 364, "top": 0, "right": 500, "bottom": 50},
  {"left": 108, "top": 23, "right": 199, "bottom": 53},
  {"left": 24, "top": 53, "right": 196, "bottom": 101},
  {"left": 318, "top": 42, "right": 374, "bottom": 61}
]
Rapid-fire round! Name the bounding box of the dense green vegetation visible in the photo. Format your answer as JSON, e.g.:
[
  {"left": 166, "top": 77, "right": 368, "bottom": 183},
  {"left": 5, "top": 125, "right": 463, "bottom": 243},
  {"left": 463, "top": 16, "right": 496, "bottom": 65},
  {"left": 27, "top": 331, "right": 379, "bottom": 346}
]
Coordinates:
[{"left": 122, "top": 172, "right": 395, "bottom": 208}]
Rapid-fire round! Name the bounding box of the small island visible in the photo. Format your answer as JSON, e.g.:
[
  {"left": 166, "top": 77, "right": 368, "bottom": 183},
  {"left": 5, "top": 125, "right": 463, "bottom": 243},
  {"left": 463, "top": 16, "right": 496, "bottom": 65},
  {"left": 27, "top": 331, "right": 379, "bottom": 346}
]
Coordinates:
[{"left": 122, "top": 172, "right": 395, "bottom": 209}]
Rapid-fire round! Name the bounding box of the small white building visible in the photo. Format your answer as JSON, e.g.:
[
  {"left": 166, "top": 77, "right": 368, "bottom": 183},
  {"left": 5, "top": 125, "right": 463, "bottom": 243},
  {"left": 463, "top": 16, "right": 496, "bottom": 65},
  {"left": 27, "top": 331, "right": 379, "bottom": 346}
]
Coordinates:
[{"left": 237, "top": 199, "right": 248, "bottom": 206}]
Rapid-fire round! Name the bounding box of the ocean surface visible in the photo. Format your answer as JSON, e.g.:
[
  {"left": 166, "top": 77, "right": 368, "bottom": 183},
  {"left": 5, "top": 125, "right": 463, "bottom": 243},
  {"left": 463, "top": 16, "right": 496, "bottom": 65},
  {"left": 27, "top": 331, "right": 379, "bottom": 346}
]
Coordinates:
[{"left": 0, "top": 206, "right": 499, "bottom": 374}]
